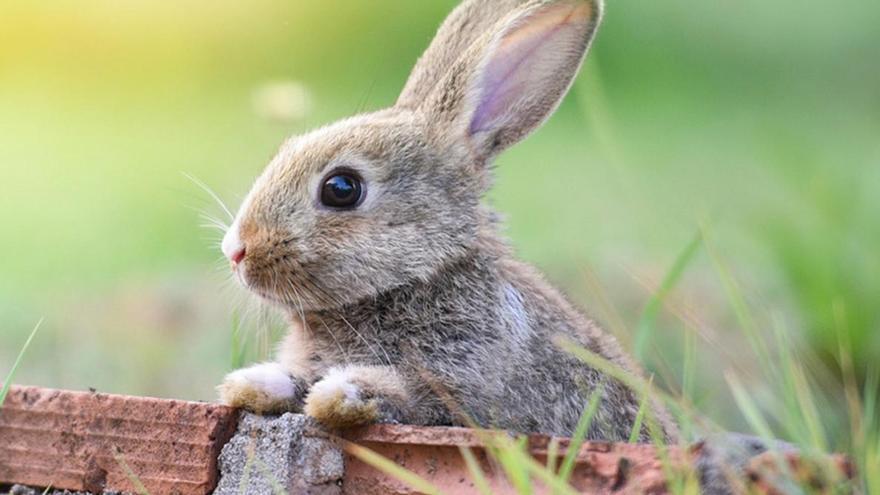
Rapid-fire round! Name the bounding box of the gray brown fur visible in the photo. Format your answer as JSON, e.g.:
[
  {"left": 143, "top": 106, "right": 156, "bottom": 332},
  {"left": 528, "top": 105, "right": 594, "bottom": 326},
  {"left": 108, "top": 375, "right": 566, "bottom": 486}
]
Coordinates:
[
  {"left": 397, "top": 0, "right": 534, "bottom": 110},
  {"left": 218, "top": 0, "right": 678, "bottom": 443}
]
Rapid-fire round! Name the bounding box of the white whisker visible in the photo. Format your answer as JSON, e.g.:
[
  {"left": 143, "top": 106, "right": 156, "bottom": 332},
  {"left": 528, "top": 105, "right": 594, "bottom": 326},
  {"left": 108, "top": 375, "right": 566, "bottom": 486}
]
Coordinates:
[
  {"left": 182, "top": 172, "right": 235, "bottom": 221},
  {"left": 338, "top": 313, "right": 392, "bottom": 367},
  {"left": 316, "top": 314, "right": 351, "bottom": 363}
]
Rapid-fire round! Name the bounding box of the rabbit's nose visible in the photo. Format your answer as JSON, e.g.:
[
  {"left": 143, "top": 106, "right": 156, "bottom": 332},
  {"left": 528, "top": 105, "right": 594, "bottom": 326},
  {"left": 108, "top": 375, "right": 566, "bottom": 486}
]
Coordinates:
[
  {"left": 229, "top": 246, "right": 246, "bottom": 265},
  {"left": 222, "top": 225, "right": 247, "bottom": 266}
]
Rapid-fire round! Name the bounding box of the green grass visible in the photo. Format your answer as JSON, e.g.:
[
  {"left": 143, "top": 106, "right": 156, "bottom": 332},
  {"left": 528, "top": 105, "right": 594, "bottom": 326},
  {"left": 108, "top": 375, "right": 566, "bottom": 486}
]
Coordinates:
[
  {"left": 343, "top": 440, "right": 443, "bottom": 495},
  {"left": 628, "top": 375, "right": 652, "bottom": 443},
  {"left": 557, "top": 385, "right": 603, "bottom": 484},
  {"left": 111, "top": 446, "right": 152, "bottom": 495},
  {"left": 0, "top": 319, "right": 42, "bottom": 406},
  {"left": 634, "top": 231, "right": 702, "bottom": 361}
]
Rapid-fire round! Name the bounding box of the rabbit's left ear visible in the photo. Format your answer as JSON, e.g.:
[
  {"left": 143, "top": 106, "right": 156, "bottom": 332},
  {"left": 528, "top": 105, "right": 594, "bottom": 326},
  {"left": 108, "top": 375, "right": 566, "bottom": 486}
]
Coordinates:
[{"left": 421, "top": 0, "right": 602, "bottom": 161}]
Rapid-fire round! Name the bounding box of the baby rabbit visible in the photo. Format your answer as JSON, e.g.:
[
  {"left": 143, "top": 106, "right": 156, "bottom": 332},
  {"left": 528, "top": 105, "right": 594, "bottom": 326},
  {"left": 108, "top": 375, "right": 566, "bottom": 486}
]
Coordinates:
[{"left": 218, "top": 0, "right": 677, "bottom": 442}]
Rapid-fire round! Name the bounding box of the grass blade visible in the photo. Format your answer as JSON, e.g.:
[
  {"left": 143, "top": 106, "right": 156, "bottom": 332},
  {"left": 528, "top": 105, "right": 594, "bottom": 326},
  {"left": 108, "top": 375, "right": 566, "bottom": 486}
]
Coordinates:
[
  {"left": 1, "top": 318, "right": 44, "bottom": 406},
  {"left": 701, "top": 224, "right": 772, "bottom": 371},
  {"left": 635, "top": 231, "right": 702, "bottom": 360},
  {"left": 494, "top": 436, "right": 532, "bottom": 494},
  {"left": 545, "top": 436, "right": 560, "bottom": 475},
  {"left": 237, "top": 439, "right": 257, "bottom": 495},
  {"left": 558, "top": 385, "right": 604, "bottom": 483},
  {"left": 230, "top": 310, "right": 249, "bottom": 370},
  {"left": 629, "top": 375, "right": 654, "bottom": 443},
  {"left": 458, "top": 446, "right": 493, "bottom": 495},
  {"left": 486, "top": 434, "right": 579, "bottom": 495},
  {"left": 112, "top": 446, "right": 152, "bottom": 495},
  {"left": 343, "top": 440, "right": 443, "bottom": 495},
  {"left": 863, "top": 365, "right": 879, "bottom": 442},
  {"left": 252, "top": 457, "right": 291, "bottom": 495},
  {"left": 679, "top": 326, "right": 698, "bottom": 439},
  {"left": 725, "top": 372, "right": 775, "bottom": 441},
  {"left": 555, "top": 337, "right": 679, "bottom": 416}
]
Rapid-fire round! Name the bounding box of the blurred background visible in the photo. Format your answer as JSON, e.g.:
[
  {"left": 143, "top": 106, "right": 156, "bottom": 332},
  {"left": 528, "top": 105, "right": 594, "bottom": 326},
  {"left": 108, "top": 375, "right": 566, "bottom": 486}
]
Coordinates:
[{"left": 1, "top": 0, "right": 878, "bottom": 445}]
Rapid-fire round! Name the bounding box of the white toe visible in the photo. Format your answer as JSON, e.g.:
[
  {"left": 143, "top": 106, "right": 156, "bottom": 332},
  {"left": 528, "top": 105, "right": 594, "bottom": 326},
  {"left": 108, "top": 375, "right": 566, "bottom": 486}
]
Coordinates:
[
  {"left": 309, "top": 368, "right": 360, "bottom": 404},
  {"left": 225, "top": 362, "right": 297, "bottom": 400}
]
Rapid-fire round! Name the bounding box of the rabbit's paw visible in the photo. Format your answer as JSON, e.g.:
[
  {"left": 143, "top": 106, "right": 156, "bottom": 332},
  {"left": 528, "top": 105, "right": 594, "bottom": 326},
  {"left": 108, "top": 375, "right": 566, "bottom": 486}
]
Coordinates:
[
  {"left": 304, "top": 366, "right": 407, "bottom": 428},
  {"left": 304, "top": 370, "right": 378, "bottom": 428},
  {"left": 218, "top": 362, "right": 302, "bottom": 414}
]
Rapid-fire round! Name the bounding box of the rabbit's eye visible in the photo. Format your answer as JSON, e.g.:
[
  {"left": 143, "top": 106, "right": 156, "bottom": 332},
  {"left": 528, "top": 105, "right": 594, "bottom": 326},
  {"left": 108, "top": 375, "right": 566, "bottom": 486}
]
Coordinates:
[{"left": 320, "top": 172, "right": 363, "bottom": 209}]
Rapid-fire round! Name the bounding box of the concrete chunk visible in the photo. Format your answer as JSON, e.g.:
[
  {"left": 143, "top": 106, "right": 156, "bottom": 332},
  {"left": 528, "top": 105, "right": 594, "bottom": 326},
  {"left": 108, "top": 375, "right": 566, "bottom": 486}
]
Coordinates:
[{"left": 214, "top": 413, "right": 344, "bottom": 495}]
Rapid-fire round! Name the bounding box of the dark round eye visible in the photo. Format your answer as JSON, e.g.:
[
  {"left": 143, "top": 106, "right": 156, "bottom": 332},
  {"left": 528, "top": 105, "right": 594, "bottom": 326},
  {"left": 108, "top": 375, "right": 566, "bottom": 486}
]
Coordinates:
[{"left": 320, "top": 172, "right": 363, "bottom": 208}]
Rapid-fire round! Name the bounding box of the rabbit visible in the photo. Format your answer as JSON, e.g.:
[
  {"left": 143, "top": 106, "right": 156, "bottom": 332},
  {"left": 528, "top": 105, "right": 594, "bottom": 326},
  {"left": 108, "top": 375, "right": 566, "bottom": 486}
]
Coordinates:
[{"left": 216, "top": 0, "right": 678, "bottom": 443}]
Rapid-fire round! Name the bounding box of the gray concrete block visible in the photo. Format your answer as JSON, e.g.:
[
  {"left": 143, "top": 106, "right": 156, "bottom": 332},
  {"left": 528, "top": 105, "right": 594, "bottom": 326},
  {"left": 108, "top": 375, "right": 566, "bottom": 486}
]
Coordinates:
[{"left": 213, "top": 413, "right": 344, "bottom": 495}]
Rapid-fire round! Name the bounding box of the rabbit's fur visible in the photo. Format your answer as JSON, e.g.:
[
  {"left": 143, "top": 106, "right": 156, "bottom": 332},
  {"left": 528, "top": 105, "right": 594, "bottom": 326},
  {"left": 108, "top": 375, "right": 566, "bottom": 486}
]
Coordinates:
[{"left": 218, "top": 0, "right": 678, "bottom": 442}]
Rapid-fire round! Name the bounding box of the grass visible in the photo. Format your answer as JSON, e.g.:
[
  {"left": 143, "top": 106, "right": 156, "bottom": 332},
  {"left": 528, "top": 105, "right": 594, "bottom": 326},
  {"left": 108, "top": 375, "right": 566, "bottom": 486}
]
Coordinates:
[
  {"left": 459, "top": 446, "right": 493, "bottom": 495},
  {"left": 628, "top": 375, "right": 652, "bottom": 443},
  {"left": 343, "top": 440, "right": 443, "bottom": 495},
  {"left": 557, "top": 385, "right": 603, "bottom": 484},
  {"left": 634, "top": 231, "right": 702, "bottom": 361},
  {"left": 0, "top": 319, "right": 43, "bottom": 407},
  {"left": 111, "top": 446, "right": 152, "bottom": 495}
]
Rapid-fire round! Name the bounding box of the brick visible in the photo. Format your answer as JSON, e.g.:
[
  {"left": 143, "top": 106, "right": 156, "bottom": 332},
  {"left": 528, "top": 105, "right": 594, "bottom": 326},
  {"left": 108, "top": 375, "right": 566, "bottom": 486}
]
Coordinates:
[
  {"left": 342, "top": 424, "right": 685, "bottom": 494},
  {"left": 2, "top": 389, "right": 855, "bottom": 495},
  {"left": 0, "top": 386, "right": 237, "bottom": 495}
]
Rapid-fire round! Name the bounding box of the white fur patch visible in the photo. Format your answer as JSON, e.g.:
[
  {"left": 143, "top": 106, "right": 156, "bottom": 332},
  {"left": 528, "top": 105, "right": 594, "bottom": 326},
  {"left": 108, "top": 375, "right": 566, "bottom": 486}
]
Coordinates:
[
  {"left": 502, "top": 283, "right": 531, "bottom": 345},
  {"left": 223, "top": 362, "right": 297, "bottom": 400},
  {"left": 308, "top": 368, "right": 360, "bottom": 404}
]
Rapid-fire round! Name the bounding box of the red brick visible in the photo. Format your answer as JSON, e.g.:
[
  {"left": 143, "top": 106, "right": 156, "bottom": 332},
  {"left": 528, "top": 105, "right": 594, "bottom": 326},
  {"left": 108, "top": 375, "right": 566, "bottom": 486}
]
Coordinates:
[
  {"left": 0, "top": 385, "right": 237, "bottom": 494},
  {"left": 1, "top": 387, "right": 855, "bottom": 495},
  {"left": 342, "top": 424, "right": 685, "bottom": 494},
  {"left": 341, "top": 425, "right": 854, "bottom": 494}
]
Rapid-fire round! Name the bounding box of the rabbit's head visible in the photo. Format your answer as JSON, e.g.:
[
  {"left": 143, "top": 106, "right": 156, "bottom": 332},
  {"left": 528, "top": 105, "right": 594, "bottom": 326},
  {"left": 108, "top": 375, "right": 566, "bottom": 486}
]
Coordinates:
[{"left": 222, "top": 0, "right": 603, "bottom": 311}]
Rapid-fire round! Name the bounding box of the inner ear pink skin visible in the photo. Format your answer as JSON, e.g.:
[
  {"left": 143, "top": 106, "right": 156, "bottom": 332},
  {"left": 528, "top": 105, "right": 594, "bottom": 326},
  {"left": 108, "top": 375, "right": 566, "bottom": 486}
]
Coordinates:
[{"left": 469, "top": 2, "right": 590, "bottom": 136}]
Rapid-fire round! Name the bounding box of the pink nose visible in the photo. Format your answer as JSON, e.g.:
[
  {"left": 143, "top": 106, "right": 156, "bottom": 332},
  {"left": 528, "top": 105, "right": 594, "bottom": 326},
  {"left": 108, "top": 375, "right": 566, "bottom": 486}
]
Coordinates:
[{"left": 229, "top": 246, "right": 246, "bottom": 265}]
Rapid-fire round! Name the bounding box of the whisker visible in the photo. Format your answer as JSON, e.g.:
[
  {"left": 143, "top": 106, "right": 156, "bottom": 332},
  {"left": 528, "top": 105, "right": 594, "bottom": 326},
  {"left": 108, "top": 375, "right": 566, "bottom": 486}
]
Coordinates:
[
  {"left": 298, "top": 271, "right": 345, "bottom": 308},
  {"left": 200, "top": 224, "right": 228, "bottom": 233},
  {"left": 304, "top": 276, "right": 394, "bottom": 366},
  {"left": 339, "top": 312, "right": 392, "bottom": 367},
  {"left": 316, "top": 314, "right": 351, "bottom": 364},
  {"left": 199, "top": 213, "right": 230, "bottom": 232},
  {"left": 182, "top": 172, "right": 235, "bottom": 221},
  {"left": 289, "top": 285, "right": 308, "bottom": 326}
]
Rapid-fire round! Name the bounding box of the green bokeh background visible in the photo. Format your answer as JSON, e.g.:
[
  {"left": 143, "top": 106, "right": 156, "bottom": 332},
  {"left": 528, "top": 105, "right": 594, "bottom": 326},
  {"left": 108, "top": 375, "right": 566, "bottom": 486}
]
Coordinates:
[{"left": 1, "top": 0, "right": 878, "bottom": 435}]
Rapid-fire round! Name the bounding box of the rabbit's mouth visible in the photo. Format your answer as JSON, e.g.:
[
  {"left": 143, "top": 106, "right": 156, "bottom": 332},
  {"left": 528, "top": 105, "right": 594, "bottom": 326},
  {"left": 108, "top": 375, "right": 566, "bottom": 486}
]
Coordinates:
[
  {"left": 235, "top": 260, "right": 330, "bottom": 312},
  {"left": 241, "top": 275, "right": 299, "bottom": 307},
  {"left": 251, "top": 287, "right": 288, "bottom": 306}
]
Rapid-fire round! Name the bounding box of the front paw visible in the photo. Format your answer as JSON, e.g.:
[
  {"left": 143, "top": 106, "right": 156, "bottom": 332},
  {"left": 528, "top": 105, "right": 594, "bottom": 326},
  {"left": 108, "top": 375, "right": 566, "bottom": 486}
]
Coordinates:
[
  {"left": 217, "top": 362, "right": 302, "bottom": 414},
  {"left": 304, "top": 371, "right": 380, "bottom": 429}
]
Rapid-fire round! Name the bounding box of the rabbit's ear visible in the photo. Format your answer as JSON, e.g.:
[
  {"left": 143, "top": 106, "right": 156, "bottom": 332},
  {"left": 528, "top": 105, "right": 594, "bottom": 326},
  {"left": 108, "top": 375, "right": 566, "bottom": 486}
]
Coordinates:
[
  {"left": 397, "top": 0, "right": 532, "bottom": 110},
  {"left": 421, "top": 0, "right": 602, "bottom": 161}
]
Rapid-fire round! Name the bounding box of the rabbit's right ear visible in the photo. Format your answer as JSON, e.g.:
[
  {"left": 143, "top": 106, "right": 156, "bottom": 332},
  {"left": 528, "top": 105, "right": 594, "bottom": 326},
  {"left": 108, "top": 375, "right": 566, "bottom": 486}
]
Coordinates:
[
  {"left": 397, "top": 0, "right": 532, "bottom": 110},
  {"left": 415, "top": 0, "right": 603, "bottom": 162}
]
